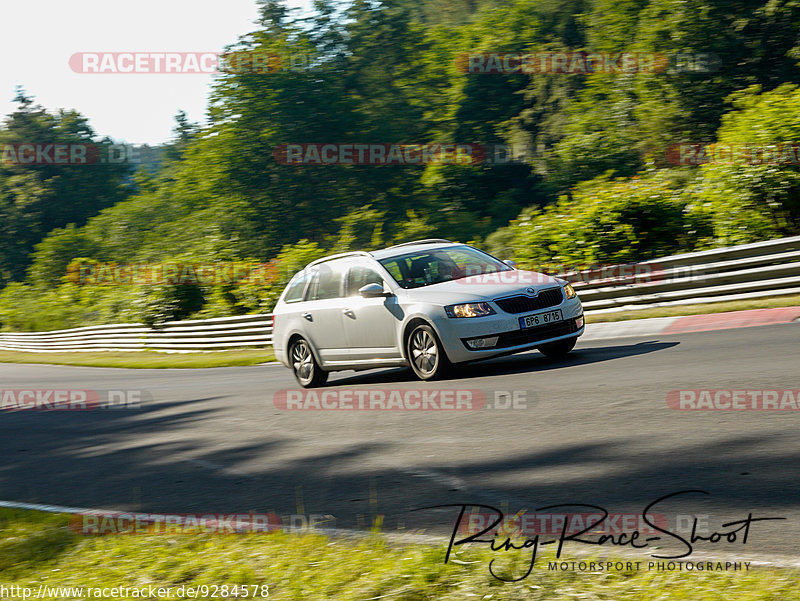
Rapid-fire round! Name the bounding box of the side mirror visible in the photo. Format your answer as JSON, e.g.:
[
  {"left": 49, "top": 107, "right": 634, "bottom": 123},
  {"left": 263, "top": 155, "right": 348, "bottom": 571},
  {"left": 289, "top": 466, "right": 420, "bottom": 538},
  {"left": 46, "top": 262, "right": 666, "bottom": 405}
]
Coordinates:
[
  {"left": 359, "top": 283, "right": 392, "bottom": 298},
  {"left": 503, "top": 259, "right": 517, "bottom": 269}
]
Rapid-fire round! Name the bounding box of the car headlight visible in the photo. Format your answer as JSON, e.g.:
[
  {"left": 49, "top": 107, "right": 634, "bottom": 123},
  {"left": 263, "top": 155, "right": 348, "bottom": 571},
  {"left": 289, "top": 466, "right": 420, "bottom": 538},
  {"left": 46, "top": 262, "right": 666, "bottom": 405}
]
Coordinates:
[
  {"left": 445, "top": 302, "right": 496, "bottom": 318},
  {"left": 563, "top": 283, "right": 577, "bottom": 299}
]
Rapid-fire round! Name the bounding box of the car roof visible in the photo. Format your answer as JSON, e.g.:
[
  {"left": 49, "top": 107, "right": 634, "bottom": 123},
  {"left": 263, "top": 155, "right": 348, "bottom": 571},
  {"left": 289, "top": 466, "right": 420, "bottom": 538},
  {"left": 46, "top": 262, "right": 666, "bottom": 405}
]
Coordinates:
[
  {"left": 370, "top": 241, "right": 462, "bottom": 260},
  {"left": 305, "top": 240, "right": 463, "bottom": 268}
]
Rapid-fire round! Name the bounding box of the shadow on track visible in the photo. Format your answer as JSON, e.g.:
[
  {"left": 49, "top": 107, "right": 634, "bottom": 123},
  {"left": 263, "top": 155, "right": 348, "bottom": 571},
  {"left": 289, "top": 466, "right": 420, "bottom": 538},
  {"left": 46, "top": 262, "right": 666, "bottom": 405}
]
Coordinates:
[
  {"left": 3, "top": 329, "right": 798, "bottom": 558},
  {"left": 328, "top": 340, "right": 679, "bottom": 387}
]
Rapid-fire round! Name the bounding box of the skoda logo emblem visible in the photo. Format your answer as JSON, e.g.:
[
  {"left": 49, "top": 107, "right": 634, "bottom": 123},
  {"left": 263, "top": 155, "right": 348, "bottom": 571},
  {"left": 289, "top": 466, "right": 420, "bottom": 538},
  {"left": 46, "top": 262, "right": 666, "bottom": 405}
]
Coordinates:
[{"left": 525, "top": 287, "right": 537, "bottom": 296}]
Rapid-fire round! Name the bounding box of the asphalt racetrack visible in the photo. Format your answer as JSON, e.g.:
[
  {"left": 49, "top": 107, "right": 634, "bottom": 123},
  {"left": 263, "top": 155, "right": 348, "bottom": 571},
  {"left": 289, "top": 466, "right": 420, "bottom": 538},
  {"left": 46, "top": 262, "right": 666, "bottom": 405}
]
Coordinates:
[{"left": 1, "top": 322, "right": 799, "bottom": 563}]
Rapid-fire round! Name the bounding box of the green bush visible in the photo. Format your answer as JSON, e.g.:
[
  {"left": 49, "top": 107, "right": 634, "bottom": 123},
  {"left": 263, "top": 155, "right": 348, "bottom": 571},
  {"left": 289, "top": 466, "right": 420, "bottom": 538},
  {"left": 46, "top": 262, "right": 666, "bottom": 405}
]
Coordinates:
[
  {"left": 505, "top": 169, "right": 711, "bottom": 271},
  {"left": 692, "top": 84, "right": 800, "bottom": 244}
]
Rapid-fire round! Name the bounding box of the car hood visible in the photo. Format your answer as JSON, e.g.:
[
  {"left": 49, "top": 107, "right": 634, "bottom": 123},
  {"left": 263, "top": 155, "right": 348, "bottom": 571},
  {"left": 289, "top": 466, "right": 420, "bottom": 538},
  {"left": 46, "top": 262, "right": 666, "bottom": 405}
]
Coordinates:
[{"left": 401, "top": 270, "right": 563, "bottom": 305}]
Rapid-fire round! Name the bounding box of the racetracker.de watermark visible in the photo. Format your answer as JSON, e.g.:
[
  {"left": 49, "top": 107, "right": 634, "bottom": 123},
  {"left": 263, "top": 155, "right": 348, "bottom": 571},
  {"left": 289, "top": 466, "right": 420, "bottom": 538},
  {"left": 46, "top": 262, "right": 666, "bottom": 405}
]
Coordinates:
[
  {"left": 667, "top": 389, "right": 800, "bottom": 410},
  {"left": 457, "top": 52, "right": 720, "bottom": 74},
  {"left": 66, "top": 261, "right": 280, "bottom": 286},
  {"left": 0, "top": 389, "right": 147, "bottom": 410},
  {"left": 457, "top": 509, "right": 742, "bottom": 539},
  {"left": 1, "top": 143, "right": 139, "bottom": 166},
  {"left": 667, "top": 142, "right": 800, "bottom": 166},
  {"left": 68, "top": 51, "right": 317, "bottom": 74},
  {"left": 459, "top": 510, "right": 669, "bottom": 536},
  {"left": 69, "top": 511, "right": 334, "bottom": 535},
  {"left": 274, "top": 143, "right": 537, "bottom": 166},
  {"left": 273, "top": 143, "right": 483, "bottom": 165},
  {"left": 70, "top": 512, "right": 281, "bottom": 534},
  {"left": 454, "top": 262, "right": 672, "bottom": 287},
  {"left": 273, "top": 389, "right": 533, "bottom": 410}
]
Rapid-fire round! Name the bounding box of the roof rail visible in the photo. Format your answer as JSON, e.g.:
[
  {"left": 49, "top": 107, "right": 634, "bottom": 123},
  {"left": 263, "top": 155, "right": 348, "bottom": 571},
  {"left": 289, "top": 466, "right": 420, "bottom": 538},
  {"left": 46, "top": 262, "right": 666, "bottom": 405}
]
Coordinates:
[
  {"left": 383, "top": 238, "right": 455, "bottom": 250},
  {"left": 307, "top": 250, "right": 373, "bottom": 268}
]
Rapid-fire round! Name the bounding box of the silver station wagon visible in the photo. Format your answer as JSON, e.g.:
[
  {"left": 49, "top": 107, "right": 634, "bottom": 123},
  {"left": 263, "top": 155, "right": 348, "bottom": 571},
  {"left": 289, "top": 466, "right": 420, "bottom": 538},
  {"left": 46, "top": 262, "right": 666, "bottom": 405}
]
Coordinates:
[{"left": 272, "top": 239, "right": 584, "bottom": 387}]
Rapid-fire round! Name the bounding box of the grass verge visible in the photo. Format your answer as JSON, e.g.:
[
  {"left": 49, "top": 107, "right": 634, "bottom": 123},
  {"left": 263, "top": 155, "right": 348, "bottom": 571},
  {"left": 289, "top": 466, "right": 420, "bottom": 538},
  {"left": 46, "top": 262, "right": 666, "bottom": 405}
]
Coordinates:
[
  {"left": 1, "top": 508, "right": 799, "bottom": 600},
  {"left": 586, "top": 295, "right": 800, "bottom": 323},
  {"left": 0, "top": 349, "right": 275, "bottom": 369}
]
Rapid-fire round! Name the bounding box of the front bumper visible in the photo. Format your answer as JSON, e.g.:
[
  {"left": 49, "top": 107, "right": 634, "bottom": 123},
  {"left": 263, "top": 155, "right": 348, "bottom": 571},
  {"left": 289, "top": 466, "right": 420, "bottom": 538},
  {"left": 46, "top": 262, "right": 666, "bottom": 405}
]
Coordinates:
[
  {"left": 432, "top": 296, "right": 584, "bottom": 363},
  {"left": 461, "top": 315, "right": 582, "bottom": 350}
]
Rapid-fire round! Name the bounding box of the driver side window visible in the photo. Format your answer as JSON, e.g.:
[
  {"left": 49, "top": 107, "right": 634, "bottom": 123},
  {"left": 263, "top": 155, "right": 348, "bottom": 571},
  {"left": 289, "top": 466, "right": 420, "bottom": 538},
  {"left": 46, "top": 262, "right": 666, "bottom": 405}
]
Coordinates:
[{"left": 347, "top": 265, "right": 385, "bottom": 296}]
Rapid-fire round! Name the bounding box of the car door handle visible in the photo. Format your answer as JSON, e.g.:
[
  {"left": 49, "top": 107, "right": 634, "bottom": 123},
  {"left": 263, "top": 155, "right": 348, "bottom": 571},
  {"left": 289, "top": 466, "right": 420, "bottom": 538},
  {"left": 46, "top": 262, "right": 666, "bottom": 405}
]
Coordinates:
[
  {"left": 342, "top": 308, "right": 355, "bottom": 318},
  {"left": 302, "top": 312, "right": 313, "bottom": 321}
]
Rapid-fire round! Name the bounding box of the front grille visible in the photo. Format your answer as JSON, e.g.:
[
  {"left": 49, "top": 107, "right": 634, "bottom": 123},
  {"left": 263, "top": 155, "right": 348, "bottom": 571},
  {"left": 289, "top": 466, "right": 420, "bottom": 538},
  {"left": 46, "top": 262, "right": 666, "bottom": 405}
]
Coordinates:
[
  {"left": 492, "top": 319, "right": 579, "bottom": 349},
  {"left": 494, "top": 288, "right": 563, "bottom": 314}
]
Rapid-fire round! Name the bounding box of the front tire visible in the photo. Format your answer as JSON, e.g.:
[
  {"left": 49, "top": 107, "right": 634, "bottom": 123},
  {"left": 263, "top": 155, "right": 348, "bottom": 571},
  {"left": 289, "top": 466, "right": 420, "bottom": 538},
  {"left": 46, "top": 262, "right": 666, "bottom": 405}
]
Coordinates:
[
  {"left": 406, "top": 324, "right": 451, "bottom": 381},
  {"left": 289, "top": 338, "right": 328, "bottom": 388},
  {"left": 537, "top": 337, "right": 577, "bottom": 358}
]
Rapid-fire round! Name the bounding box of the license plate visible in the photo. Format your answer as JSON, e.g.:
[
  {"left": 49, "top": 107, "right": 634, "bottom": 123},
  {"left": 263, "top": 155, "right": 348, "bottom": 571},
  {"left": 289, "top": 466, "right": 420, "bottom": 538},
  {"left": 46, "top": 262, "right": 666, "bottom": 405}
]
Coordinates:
[{"left": 519, "top": 309, "right": 563, "bottom": 329}]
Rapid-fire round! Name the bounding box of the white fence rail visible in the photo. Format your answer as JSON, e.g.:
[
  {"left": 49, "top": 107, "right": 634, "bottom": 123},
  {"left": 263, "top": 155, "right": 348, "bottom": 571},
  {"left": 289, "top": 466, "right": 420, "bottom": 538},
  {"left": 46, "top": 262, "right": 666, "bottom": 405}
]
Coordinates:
[
  {"left": 563, "top": 235, "right": 800, "bottom": 314},
  {"left": 1, "top": 236, "right": 798, "bottom": 352},
  {"left": 0, "top": 314, "right": 273, "bottom": 353}
]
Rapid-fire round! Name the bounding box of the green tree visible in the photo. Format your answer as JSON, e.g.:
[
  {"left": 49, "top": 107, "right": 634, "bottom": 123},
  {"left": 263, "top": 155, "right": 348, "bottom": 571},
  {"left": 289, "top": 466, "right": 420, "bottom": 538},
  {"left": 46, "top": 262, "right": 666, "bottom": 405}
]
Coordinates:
[{"left": 0, "top": 92, "right": 131, "bottom": 284}]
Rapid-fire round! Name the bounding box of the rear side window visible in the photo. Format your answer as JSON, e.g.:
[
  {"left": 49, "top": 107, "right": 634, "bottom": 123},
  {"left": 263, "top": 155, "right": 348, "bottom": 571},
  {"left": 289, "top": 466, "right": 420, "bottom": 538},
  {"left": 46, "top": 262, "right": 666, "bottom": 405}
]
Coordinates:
[
  {"left": 306, "top": 262, "right": 345, "bottom": 301},
  {"left": 283, "top": 270, "right": 309, "bottom": 303}
]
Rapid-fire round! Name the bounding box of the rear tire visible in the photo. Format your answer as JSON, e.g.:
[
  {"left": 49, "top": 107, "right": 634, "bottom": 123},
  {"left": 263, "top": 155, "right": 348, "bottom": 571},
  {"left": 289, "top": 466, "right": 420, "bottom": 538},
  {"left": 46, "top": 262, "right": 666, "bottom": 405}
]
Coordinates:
[
  {"left": 537, "top": 337, "right": 577, "bottom": 358},
  {"left": 289, "top": 337, "right": 328, "bottom": 388},
  {"left": 406, "top": 324, "right": 452, "bottom": 381}
]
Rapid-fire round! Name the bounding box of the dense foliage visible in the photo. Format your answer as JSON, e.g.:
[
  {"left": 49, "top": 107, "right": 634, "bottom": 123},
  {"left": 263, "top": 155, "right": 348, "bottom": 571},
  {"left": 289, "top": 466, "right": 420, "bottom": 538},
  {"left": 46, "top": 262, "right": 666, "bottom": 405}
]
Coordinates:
[{"left": 1, "top": 0, "right": 799, "bottom": 330}]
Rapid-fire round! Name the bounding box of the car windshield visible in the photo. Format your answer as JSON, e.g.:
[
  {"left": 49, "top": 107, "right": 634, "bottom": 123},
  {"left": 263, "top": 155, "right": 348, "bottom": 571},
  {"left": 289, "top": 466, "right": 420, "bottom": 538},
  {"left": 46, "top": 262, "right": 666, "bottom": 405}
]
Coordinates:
[{"left": 378, "top": 245, "right": 512, "bottom": 289}]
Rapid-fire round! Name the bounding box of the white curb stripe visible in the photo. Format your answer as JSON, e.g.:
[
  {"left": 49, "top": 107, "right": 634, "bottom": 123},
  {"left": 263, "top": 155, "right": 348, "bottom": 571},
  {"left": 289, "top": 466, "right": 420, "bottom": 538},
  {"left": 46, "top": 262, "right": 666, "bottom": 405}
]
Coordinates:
[{"left": 581, "top": 316, "right": 679, "bottom": 341}]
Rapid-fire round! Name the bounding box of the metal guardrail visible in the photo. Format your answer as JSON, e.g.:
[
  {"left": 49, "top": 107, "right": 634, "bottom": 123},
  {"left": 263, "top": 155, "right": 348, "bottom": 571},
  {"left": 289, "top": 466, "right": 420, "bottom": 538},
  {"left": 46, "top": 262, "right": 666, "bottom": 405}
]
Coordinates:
[
  {"left": 0, "top": 314, "right": 273, "bottom": 353},
  {"left": 564, "top": 235, "right": 800, "bottom": 314},
  {"left": 0, "top": 236, "right": 798, "bottom": 351}
]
